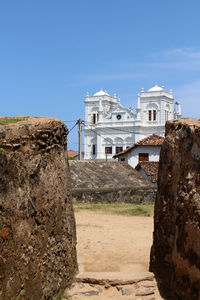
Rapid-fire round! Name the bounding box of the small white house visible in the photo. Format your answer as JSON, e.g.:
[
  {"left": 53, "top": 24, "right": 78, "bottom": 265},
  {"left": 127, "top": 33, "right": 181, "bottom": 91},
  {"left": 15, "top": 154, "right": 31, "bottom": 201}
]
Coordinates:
[{"left": 113, "top": 134, "right": 164, "bottom": 168}]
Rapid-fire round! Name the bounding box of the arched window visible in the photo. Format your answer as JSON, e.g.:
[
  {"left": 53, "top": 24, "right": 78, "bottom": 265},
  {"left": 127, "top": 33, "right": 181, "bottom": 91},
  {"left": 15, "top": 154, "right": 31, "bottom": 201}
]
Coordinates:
[
  {"left": 114, "top": 137, "right": 123, "bottom": 154},
  {"left": 91, "top": 138, "right": 97, "bottom": 155},
  {"left": 104, "top": 138, "right": 113, "bottom": 154},
  {"left": 147, "top": 103, "right": 158, "bottom": 122},
  {"left": 91, "top": 107, "right": 99, "bottom": 124}
]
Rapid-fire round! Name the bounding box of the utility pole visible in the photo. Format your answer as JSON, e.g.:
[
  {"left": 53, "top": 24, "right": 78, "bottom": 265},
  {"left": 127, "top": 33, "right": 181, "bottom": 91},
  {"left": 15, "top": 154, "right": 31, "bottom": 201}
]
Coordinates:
[{"left": 78, "top": 118, "right": 82, "bottom": 160}]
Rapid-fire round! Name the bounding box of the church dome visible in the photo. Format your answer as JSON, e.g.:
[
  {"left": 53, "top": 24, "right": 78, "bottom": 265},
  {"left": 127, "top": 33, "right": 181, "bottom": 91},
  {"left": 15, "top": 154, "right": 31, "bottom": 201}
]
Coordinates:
[
  {"left": 93, "top": 89, "right": 109, "bottom": 96},
  {"left": 148, "top": 85, "right": 164, "bottom": 92}
]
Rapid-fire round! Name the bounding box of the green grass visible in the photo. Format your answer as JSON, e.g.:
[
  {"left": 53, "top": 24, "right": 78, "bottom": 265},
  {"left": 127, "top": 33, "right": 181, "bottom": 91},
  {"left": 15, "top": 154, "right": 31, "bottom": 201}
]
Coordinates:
[
  {"left": 73, "top": 202, "right": 154, "bottom": 217},
  {"left": 0, "top": 117, "right": 25, "bottom": 125}
]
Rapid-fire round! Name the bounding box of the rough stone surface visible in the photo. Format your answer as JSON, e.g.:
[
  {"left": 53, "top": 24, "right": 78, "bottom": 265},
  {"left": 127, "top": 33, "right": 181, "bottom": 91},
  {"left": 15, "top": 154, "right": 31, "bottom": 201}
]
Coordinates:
[
  {"left": 150, "top": 118, "right": 200, "bottom": 299},
  {"left": 0, "top": 117, "right": 77, "bottom": 300},
  {"left": 64, "top": 276, "right": 162, "bottom": 300},
  {"left": 69, "top": 161, "right": 156, "bottom": 203},
  {"left": 121, "top": 287, "right": 132, "bottom": 295},
  {"left": 135, "top": 289, "right": 155, "bottom": 296}
]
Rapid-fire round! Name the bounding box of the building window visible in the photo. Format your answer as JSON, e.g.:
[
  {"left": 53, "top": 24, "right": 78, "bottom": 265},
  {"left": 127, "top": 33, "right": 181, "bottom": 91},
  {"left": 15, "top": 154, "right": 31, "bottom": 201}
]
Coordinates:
[
  {"left": 148, "top": 110, "right": 156, "bottom": 121},
  {"left": 92, "top": 144, "right": 96, "bottom": 155},
  {"left": 120, "top": 158, "right": 125, "bottom": 161},
  {"left": 153, "top": 110, "right": 156, "bottom": 121},
  {"left": 139, "top": 153, "right": 149, "bottom": 162},
  {"left": 97, "top": 113, "right": 99, "bottom": 122},
  {"left": 116, "top": 146, "right": 123, "bottom": 154},
  {"left": 148, "top": 110, "right": 152, "bottom": 121},
  {"left": 92, "top": 114, "right": 96, "bottom": 124},
  {"left": 105, "top": 146, "right": 112, "bottom": 154}
]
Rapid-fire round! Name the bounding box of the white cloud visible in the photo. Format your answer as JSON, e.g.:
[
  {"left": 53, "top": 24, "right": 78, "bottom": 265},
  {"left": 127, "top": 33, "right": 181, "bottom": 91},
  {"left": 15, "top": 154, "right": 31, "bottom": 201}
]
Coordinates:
[
  {"left": 161, "top": 48, "right": 200, "bottom": 60},
  {"left": 150, "top": 48, "right": 200, "bottom": 71},
  {"left": 117, "top": 47, "right": 200, "bottom": 72},
  {"left": 175, "top": 80, "right": 200, "bottom": 118},
  {"left": 88, "top": 72, "right": 147, "bottom": 81},
  {"left": 65, "top": 72, "right": 148, "bottom": 88}
]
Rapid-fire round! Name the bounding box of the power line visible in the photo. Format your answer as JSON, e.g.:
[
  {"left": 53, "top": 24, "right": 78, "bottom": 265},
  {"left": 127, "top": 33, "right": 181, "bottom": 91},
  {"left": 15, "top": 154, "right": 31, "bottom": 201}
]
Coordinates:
[
  {"left": 63, "top": 120, "right": 78, "bottom": 123},
  {"left": 83, "top": 151, "right": 118, "bottom": 155},
  {"left": 68, "top": 120, "right": 78, "bottom": 133},
  {"left": 82, "top": 120, "right": 134, "bottom": 146},
  {"left": 84, "top": 126, "right": 113, "bottom": 145},
  {"left": 66, "top": 119, "right": 132, "bottom": 156},
  {"left": 70, "top": 142, "right": 86, "bottom": 145},
  {"left": 82, "top": 120, "right": 135, "bottom": 134}
]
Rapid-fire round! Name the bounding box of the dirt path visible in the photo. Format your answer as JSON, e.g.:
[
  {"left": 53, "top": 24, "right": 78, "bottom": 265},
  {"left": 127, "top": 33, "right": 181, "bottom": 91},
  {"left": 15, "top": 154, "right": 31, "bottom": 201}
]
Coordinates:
[
  {"left": 76, "top": 211, "right": 153, "bottom": 273},
  {"left": 64, "top": 210, "right": 164, "bottom": 300}
]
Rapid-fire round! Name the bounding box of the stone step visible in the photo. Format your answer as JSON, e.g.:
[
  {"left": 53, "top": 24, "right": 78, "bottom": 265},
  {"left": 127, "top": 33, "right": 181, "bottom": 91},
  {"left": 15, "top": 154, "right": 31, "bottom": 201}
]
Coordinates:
[{"left": 76, "top": 271, "right": 155, "bottom": 286}]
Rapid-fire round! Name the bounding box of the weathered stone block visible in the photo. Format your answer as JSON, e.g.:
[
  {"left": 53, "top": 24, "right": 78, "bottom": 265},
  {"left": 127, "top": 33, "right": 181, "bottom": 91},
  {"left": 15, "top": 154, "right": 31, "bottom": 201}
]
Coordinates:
[
  {"left": 150, "top": 118, "right": 200, "bottom": 299},
  {"left": 0, "top": 117, "right": 77, "bottom": 300}
]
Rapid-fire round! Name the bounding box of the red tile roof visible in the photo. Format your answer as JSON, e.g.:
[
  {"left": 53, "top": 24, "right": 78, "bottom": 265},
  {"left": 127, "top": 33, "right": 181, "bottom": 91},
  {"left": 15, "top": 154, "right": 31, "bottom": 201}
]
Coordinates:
[
  {"left": 67, "top": 149, "right": 78, "bottom": 158},
  {"left": 113, "top": 134, "right": 164, "bottom": 158},
  {"left": 135, "top": 161, "right": 159, "bottom": 183}
]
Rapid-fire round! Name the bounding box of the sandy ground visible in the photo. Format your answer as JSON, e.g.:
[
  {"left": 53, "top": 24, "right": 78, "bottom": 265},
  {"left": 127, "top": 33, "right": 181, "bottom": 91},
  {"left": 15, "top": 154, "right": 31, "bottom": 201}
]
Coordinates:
[
  {"left": 76, "top": 211, "right": 153, "bottom": 273},
  {"left": 64, "top": 210, "right": 164, "bottom": 300}
]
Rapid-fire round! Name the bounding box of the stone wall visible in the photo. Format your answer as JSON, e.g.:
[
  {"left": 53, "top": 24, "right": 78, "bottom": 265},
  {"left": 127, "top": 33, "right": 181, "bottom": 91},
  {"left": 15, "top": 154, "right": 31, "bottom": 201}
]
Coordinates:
[
  {"left": 0, "top": 117, "right": 77, "bottom": 300},
  {"left": 69, "top": 161, "right": 156, "bottom": 203},
  {"left": 150, "top": 118, "right": 200, "bottom": 299}
]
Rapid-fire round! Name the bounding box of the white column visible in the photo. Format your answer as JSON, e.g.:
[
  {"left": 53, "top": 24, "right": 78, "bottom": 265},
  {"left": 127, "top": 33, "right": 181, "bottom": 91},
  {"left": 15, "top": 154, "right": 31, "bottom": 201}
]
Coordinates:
[
  {"left": 96, "top": 133, "right": 102, "bottom": 160},
  {"left": 98, "top": 100, "right": 103, "bottom": 122},
  {"left": 177, "top": 102, "right": 182, "bottom": 117},
  {"left": 136, "top": 94, "right": 141, "bottom": 120},
  {"left": 84, "top": 134, "right": 90, "bottom": 160},
  {"left": 137, "top": 93, "right": 140, "bottom": 109}
]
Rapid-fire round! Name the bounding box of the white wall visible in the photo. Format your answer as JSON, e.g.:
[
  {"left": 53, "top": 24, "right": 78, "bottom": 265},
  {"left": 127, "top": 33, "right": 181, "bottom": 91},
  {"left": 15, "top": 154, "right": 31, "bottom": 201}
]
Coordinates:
[{"left": 118, "top": 146, "right": 161, "bottom": 168}]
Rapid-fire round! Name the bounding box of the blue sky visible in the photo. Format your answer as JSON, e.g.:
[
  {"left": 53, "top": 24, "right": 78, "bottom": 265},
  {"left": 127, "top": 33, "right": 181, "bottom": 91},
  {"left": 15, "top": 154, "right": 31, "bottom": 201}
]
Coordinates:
[{"left": 0, "top": 1, "right": 200, "bottom": 150}]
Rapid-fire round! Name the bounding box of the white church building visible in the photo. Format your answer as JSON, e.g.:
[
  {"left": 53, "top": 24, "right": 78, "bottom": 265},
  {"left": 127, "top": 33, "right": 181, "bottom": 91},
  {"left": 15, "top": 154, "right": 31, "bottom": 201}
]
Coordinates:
[{"left": 83, "top": 85, "right": 181, "bottom": 161}]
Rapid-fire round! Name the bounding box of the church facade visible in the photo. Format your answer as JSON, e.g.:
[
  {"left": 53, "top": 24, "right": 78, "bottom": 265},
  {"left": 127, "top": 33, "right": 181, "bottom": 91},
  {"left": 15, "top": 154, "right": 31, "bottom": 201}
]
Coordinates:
[{"left": 84, "top": 85, "right": 181, "bottom": 161}]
